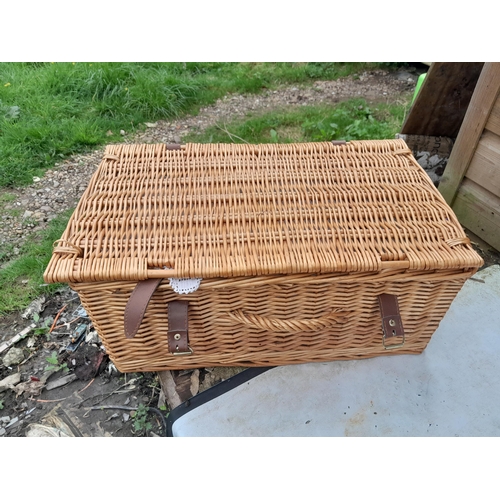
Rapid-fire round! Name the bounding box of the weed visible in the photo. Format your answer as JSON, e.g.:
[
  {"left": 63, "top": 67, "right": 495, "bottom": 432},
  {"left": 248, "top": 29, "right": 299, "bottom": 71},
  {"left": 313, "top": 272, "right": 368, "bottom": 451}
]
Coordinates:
[
  {"left": 0, "top": 243, "right": 15, "bottom": 264},
  {"left": 0, "top": 399, "right": 4, "bottom": 410},
  {"left": 6, "top": 208, "right": 21, "bottom": 217},
  {"left": 0, "top": 99, "right": 20, "bottom": 121},
  {"left": 132, "top": 404, "right": 153, "bottom": 435},
  {"left": 44, "top": 351, "right": 69, "bottom": 373},
  {"left": 32, "top": 313, "right": 52, "bottom": 340},
  {"left": 0, "top": 193, "right": 16, "bottom": 204},
  {"left": 302, "top": 119, "right": 339, "bottom": 141},
  {"left": 21, "top": 216, "right": 39, "bottom": 228},
  {"left": 305, "top": 62, "right": 337, "bottom": 79},
  {"left": 185, "top": 99, "right": 408, "bottom": 145}
]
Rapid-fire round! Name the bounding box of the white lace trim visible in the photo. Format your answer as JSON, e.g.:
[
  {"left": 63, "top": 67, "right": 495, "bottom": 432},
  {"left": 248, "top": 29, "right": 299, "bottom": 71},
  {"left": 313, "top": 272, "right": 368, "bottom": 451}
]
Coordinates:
[{"left": 168, "top": 278, "right": 202, "bottom": 294}]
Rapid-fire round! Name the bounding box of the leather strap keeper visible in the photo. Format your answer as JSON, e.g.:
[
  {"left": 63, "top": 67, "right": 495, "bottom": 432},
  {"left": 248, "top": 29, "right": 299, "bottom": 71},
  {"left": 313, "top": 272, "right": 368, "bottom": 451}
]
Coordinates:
[
  {"left": 168, "top": 301, "right": 190, "bottom": 354},
  {"left": 378, "top": 293, "right": 404, "bottom": 339}
]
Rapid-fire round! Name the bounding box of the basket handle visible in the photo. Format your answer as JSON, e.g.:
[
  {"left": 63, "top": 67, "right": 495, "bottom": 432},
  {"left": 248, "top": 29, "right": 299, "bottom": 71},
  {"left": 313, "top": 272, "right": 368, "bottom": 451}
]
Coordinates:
[
  {"left": 124, "top": 278, "right": 163, "bottom": 339},
  {"left": 225, "top": 309, "right": 349, "bottom": 332}
]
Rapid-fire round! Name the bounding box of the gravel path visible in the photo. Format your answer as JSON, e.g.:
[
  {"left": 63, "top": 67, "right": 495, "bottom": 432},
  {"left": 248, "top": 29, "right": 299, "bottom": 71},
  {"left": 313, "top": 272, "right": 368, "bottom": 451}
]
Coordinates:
[{"left": 0, "top": 68, "right": 416, "bottom": 263}]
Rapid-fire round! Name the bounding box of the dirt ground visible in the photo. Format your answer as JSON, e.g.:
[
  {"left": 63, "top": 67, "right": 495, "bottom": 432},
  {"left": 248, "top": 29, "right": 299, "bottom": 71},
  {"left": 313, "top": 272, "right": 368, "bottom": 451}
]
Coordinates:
[
  {"left": 0, "top": 283, "right": 250, "bottom": 436},
  {"left": 2, "top": 64, "right": 498, "bottom": 437}
]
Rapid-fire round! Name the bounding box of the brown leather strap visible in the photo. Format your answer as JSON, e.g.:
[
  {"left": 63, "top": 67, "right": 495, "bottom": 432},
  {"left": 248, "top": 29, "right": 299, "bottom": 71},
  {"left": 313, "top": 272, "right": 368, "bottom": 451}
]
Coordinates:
[
  {"left": 378, "top": 294, "right": 404, "bottom": 339},
  {"left": 168, "top": 301, "right": 190, "bottom": 354},
  {"left": 124, "top": 278, "right": 163, "bottom": 338}
]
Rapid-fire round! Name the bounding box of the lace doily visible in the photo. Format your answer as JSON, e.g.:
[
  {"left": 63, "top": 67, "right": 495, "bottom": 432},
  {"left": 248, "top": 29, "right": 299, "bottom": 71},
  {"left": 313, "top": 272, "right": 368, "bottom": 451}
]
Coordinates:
[{"left": 168, "top": 278, "right": 202, "bottom": 294}]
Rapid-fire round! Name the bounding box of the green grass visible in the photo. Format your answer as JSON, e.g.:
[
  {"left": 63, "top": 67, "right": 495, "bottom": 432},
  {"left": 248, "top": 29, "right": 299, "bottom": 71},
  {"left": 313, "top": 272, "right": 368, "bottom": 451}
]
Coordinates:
[
  {"left": 184, "top": 99, "right": 408, "bottom": 144},
  {"left": 0, "top": 62, "right": 393, "bottom": 187},
  {"left": 0, "top": 210, "right": 72, "bottom": 314},
  {"left": 0, "top": 193, "right": 16, "bottom": 204}
]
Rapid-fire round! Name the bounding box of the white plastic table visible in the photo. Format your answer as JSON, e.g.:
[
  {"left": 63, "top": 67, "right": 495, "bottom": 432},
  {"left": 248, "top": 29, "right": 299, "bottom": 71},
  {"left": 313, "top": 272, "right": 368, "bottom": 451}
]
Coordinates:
[{"left": 169, "top": 265, "right": 500, "bottom": 437}]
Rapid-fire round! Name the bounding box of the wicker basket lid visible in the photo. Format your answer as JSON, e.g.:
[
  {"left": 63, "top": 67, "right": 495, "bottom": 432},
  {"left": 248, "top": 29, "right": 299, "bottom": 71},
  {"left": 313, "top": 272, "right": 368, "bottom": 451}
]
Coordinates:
[{"left": 44, "top": 140, "right": 483, "bottom": 283}]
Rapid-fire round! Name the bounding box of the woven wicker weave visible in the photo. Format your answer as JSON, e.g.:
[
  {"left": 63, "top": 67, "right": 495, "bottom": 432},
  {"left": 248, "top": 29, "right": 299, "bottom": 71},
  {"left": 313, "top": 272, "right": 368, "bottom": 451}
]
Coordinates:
[{"left": 44, "top": 140, "right": 483, "bottom": 372}]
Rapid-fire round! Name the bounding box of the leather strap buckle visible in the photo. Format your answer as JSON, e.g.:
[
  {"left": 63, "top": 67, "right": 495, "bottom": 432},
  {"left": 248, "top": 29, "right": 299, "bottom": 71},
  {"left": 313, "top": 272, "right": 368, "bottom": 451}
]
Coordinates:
[
  {"left": 378, "top": 294, "right": 405, "bottom": 350},
  {"left": 168, "top": 301, "right": 192, "bottom": 355}
]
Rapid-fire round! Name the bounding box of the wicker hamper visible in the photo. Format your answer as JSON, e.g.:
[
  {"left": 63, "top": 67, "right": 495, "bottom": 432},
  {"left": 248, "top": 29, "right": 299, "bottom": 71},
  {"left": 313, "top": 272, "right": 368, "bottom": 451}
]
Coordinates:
[{"left": 44, "top": 140, "right": 483, "bottom": 372}]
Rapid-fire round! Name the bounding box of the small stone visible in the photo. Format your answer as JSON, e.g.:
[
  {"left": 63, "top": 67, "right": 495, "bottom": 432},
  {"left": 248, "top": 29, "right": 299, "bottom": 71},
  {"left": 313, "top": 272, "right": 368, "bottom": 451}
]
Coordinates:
[
  {"left": 123, "top": 413, "right": 130, "bottom": 422},
  {"left": 0, "top": 428, "right": 5, "bottom": 436},
  {"left": 40, "top": 206, "right": 52, "bottom": 212},
  {"left": 5, "top": 416, "right": 19, "bottom": 428},
  {"left": 53, "top": 181, "right": 60, "bottom": 188},
  {"left": 21, "top": 296, "right": 45, "bottom": 319},
  {"left": 0, "top": 372, "right": 21, "bottom": 392},
  {"left": 2, "top": 347, "right": 25, "bottom": 367},
  {"left": 0, "top": 416, "right": 11, "bottom": 424},
  {"left": 33, "top": 177, "right": 41, "bottom": 183},
  {"left": 120, "top": 130, "right": 126, "bottom": 136},
  {"left": 106, "top": 130, "right": 114, "bottom": 136},
  {"left": 22, "top": 211, "right": 33, "bottom": 218},
  {"left": 85, "top": 330, "right": 100, "bottom": 344},
  {"left": 428, "top": 154, "right": 442, "bottom": 168}
]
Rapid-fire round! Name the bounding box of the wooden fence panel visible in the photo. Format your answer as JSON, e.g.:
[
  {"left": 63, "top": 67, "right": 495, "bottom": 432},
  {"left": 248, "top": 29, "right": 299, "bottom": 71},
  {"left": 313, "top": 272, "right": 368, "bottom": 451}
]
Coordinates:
[
  {"left": 452, "top": 178, "right": 500, "bottom": 251},
  {"left": 485, "top": 94, "right": 500, "bottom": 136},
  {"left": 438, "top": 63, "right": 500, "bottom": 206},
  {"left": 465, "top": 130, "right": 500, "bottom": 199}
]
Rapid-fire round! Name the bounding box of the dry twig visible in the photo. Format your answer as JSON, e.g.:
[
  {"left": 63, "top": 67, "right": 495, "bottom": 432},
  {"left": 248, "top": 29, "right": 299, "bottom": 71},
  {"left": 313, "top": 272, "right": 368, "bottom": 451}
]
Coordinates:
[{"left": 215, "top": 123, "right": 250, "bottom": 144}]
